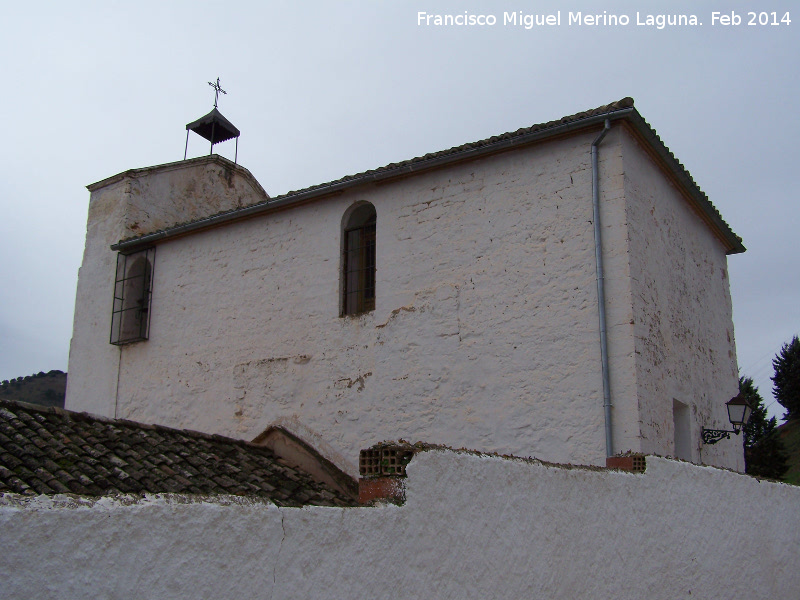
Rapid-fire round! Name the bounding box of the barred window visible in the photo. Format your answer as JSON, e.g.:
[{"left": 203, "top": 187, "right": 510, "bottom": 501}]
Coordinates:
[
  {"left": 342, "top": 203, "right": 376, "bottom": 316},
  {"left": 110, "top": 248, "right": 155, "bottom": 345}
]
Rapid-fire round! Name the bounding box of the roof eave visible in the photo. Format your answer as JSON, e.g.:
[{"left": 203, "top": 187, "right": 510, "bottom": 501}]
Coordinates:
[
  {"left": 110, "top": 102, "right": 743, "bottom": 256},
  {"left": 623, "top": 112, "right": 745, "bottom": 255},
  {"left": 111, "top": 107, "right": 635, "bottom": 252}
]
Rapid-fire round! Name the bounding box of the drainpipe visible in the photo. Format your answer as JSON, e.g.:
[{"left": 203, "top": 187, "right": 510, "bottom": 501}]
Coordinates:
[{"left": 592, "top": 119, "right": 613, "bottom": 458}]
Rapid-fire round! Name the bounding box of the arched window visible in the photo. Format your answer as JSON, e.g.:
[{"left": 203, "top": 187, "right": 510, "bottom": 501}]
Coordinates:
[
  {"left": 110, "top": 248, "right": 155, "bottom": 345},
  {"left": 342, "top": 203, "right": 376, "bottom": 316}
]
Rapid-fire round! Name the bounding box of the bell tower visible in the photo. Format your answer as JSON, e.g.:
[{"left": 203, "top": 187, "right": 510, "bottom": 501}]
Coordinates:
[{"left": 183, "top": 77, "right": 241, "bottom": 163}]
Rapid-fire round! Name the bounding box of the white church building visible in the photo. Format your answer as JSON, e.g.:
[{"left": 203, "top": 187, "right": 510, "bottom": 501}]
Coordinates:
[{"left": 65, "top": 98, "right": 746, "bottom": 475}]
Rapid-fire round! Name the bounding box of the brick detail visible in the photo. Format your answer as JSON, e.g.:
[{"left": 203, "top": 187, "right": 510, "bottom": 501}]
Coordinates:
[
  {"left": 606, "top": 455, "right": 646, "bottom": 473},
  {"left": 358, "top": 476, "right": 405, "bottom": 504}
]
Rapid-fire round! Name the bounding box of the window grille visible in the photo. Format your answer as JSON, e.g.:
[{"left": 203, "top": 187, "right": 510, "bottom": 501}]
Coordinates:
[
  {"left": 343, "top": 204, "right": 376, "bottom": 316},
  {"left": 110, "top": 248, "right": 155, "bottom": 345}
]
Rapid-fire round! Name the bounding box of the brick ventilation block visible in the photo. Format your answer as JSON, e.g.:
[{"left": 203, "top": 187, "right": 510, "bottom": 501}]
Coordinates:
[
  {"left": 358, "top": 443, "right": 415, "bottom": 504},
  {"left": 606, "top": 455, "right": 646, "bottom": 473}
]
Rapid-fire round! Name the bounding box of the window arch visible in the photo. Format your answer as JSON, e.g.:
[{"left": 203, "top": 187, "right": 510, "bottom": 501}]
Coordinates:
[
  {"left": 342, "top": 203, "right": 376, "bottom": 316},
  {"left": 110, "top": 248, "right": 155, "bottom": 345}
]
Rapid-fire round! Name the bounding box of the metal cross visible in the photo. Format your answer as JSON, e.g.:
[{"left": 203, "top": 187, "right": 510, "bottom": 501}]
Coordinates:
[{"left": 208, "top": 77, "right": 227, "bottom": 108}]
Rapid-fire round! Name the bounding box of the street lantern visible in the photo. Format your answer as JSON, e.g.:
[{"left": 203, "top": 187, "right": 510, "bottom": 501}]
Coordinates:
[
  {"left": 725, "top": 394, "right": 753, "bottom": 434},
  {"left": 702, "top": 393, "right": 753, "bottom": 444}
]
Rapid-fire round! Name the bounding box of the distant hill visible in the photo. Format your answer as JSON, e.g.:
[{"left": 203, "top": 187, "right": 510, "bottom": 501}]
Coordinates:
[
  {"left": 777, "top": 419, "right": 800, "bottom": 486},
  {"left": 0, "top": 371, "right": 67, "bottom": 408}
]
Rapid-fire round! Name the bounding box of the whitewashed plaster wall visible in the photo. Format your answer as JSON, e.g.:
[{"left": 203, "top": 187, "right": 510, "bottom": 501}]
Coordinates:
[
  {"left": 1, "top": 451, "right": 797, "bottom": 600},
  {"left": 620, "top": 128, "right": 741, "bottom": 469},
  {"left": 66, "top": 157, "right": 268, "bottom": 417},
  {"left": 65, "top": 179, "right": 129, "bottom": 418},
  {"left": 66, "top": 124, "right": 741, "bottom": 475},
  {"left": 87, "top": 130, "right": 639, "bottom": 475}
]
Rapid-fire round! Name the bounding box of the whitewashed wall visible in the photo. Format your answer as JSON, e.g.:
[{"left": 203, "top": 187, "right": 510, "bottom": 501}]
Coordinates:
[
  {"left": 2, "top": 451, "right": 796, "bottom": 600},
  {"left": 621, "top": 128, "right": 742, "bottom": 469},
  {"left": 66, "top": 157, "right": 268, "bottom": 418},
  {"left": 66, "top": 124, "right": 742, "bottom": 475},
  {"left": 76, "top": 131, "right": 634, "bottom": 474}
]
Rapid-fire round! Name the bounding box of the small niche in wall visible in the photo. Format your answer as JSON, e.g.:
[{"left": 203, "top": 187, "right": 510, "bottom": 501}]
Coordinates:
[{"left": 673, "top": 399, "right": 692, "bottom": 461}]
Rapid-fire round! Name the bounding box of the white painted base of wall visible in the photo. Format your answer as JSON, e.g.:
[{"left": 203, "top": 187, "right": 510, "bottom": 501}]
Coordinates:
[{"left": 2, "top": 452, "right": 796, "bottom": 599}]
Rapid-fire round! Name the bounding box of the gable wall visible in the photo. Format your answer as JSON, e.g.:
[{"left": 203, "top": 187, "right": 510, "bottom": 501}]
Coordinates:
[
  {"left": 100, "top": 130, "right": 634, "bottom": 474},
  {"left": 621, "top": 128, "right": 741, "bottom": 469}
]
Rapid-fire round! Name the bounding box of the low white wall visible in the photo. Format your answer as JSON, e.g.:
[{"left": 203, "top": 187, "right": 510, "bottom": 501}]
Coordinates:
[{"left": 2, "top": 451, "right": 796, "bottom": 600}]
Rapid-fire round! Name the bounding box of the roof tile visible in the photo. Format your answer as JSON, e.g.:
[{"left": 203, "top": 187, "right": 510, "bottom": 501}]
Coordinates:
[{"left": 0, "top": 399, "right": 356, "bottom": 506}]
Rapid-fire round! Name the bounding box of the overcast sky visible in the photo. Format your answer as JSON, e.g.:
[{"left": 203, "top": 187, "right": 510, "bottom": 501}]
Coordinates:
[{"left": 1, "top": 1, "right": 797, "bottom": 421}]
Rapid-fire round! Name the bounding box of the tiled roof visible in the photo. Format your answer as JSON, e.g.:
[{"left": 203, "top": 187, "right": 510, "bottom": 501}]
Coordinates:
[
  {"left": 111, "top": 97, "right": 743, "bottom": 255},
  {"left": 0, "top": 400, "right": 357, "bottom": 506},
  {"left": 278, "top": 98, "right": 637, "bottom": 197}
]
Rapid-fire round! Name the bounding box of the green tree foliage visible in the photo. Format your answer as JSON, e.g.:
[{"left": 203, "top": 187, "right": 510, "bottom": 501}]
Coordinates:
[
  {"left": 741, "top": 376, "right": 789, "bottom": 479},
  {"left": 772, "top": 335, "right": 800, "bottom": 421}
]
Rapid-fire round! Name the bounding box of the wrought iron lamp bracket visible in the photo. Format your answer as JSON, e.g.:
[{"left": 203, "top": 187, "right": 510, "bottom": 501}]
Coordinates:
[{"left": 702, "top": 428, "right": 734, "bottom": 445}]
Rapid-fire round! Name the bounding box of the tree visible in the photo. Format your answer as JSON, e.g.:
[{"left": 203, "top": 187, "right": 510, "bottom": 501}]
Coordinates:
[
  {"left": 772, "top": 336, "right": 800, "bottom": 421},
  {"left": 740, "top": 376, "right": 789, "bottom": 479}
]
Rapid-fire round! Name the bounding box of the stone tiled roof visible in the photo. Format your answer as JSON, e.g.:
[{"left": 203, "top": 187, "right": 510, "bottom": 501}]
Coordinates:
[
  {"left": 0, "top": 400, "right": 356, "bottom": 506},
  {"left": 112, "top": 97, "right": 744, "bottom": 255}
]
